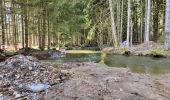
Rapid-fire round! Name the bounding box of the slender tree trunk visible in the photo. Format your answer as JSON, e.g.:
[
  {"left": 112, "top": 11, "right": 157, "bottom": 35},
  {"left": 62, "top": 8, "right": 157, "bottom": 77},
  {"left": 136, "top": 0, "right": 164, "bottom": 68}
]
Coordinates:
[
  {"left": 41, "top": 1, "right": 46, "bottom": 50},
  {"left": 120, "top": 0, "right": 124, "bottom": 43},
  {"left": 164, "top": 0, "right": 170, "bottom": 49},
  {"left": 12, "top": 0, "right": 17, "bottom": 50},
  {"left": 21, "top": 5, "right": 25, "bottom": 48},
  {"left": 116, "top": 0, "right": 121, "bottom": 43},
  {"left": 153, "top": 0, "right": 160, "bottom": 42},
  {"left": 38, "top": 18, "right": 42, "bottom": 49},
  {"left": 24, "top": 0, "right": 29, "bottom": 49},
  {"left": 47, "top": 20, "right": 50, "bottom": 49},
  {"left": 109, "top": 0, "right": 118, "bottom": 47},
  {"left": 7, "top": 15, "right": 11, "bottom": 46},
  {"left": 144, "top": 0, "right": 151, "bottom": 42},
  {"left": 0, "top": 0, "right": 5, "bottom": 50},
  {"left": 127, "top": 0, "right": 131, "bottom": 47},
  {"left": 140, "top": 0, "right": 145, "bottom": 42},
  {"left": 133, "top": 0, "right": 138, "bottom": 42},
  {"left": 130, "top": 20, "right": 133, "bottom": 46}
]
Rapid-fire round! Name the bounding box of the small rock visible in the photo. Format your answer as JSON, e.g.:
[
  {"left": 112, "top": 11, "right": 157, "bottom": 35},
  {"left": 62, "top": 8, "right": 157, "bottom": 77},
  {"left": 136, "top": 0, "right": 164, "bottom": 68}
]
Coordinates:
[
  {"left": 0, "top": 94, "right": 4, "bottom": 100},
  {"left": 119, "top": 88, "right": 123, "bottom": 92},
  {"left": 25, "top": 83, "right": 50, "bottom": 92},
  {"left": 61, "top": 70, "right": 69, "bottom": 74},
  {"left": 28, "top": 66, "right": 33, "bottom": 71},
  {"left": 0, "top": 75, "right": 3, "bottom": 80},
  {"left": 13, "top": 91, "right": 22, "bottom": 98}
]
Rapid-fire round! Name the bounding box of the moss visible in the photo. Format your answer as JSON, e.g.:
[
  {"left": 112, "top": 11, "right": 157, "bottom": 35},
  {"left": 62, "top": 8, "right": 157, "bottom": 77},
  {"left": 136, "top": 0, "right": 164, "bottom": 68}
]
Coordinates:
[{"left": 147, "top": 49, "right": 166, "bottom": 58}]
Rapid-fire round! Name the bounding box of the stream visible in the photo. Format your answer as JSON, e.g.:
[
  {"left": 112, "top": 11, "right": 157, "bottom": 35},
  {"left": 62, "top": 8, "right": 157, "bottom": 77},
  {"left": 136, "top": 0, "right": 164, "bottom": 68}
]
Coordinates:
[{"left": 41, "top": 52, "right": 170, "bottom": 75}]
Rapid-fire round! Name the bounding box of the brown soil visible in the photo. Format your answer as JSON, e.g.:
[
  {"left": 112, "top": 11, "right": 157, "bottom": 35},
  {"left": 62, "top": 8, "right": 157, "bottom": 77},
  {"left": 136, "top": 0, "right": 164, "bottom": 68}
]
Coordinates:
[
  {"left": 38, "top": 63, "right": 170, "bottom": 100},
  {"left": 0, "top": 55, "right": 170, "bottom": 100}
]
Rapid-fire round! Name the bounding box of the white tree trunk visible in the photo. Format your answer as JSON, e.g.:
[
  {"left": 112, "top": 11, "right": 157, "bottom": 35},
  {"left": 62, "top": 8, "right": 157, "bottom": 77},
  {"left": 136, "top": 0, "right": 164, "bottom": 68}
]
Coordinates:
[
  {"left": 109, "top": 0, "right": 118, "bottom": 47},
  {"left": 126, "top": 0, "right": 131, "bottom": 47},
  {"left": 144, "top": 0, "right": 151, "bottom": 42},
  {"left": 120, "top": 0, "right": 124, "bottom": 43},
  {"left": 130, "top": 19, "right": 133, "bottom": 46},
  {"left": 164, "top": 0, "right": 170, "bottom": 49}
]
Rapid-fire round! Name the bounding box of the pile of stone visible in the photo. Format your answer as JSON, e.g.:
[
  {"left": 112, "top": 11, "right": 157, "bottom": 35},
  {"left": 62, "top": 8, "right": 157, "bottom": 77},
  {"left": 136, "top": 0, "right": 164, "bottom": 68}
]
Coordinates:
[{"left": 0, "top": 55, "right": 69, "bottom": 99}]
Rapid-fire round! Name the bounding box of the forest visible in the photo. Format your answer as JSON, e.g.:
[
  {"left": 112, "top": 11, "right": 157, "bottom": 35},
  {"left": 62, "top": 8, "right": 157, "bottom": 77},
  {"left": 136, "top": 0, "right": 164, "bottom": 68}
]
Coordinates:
[
  {"left": 0, "top": 0, "right": 169, "bottom": 51},
  {"left": 0, "top": 0, "right": 170, "bottom": 99}
]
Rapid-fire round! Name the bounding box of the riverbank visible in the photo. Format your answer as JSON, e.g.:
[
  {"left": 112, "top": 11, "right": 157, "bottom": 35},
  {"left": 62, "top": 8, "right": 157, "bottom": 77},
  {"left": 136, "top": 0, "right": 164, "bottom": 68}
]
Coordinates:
[
  {"left": 103, "top": 41, "right": 170, "bottom": 58},
  {"left": 38, "top": 62, "right": 170, "bottom": 100},
  {"left": 0, "top": 41, "right": 168, "bottom": 62},
  {"left": 1, "top": 55, "right": 170, "bottom": 99}
]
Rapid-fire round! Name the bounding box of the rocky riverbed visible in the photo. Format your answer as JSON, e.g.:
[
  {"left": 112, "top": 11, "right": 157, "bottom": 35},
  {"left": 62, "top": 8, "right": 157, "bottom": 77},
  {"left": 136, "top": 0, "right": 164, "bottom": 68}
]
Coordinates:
[{"left": 0, "top": 55, "right": 170, "bottom": 100}]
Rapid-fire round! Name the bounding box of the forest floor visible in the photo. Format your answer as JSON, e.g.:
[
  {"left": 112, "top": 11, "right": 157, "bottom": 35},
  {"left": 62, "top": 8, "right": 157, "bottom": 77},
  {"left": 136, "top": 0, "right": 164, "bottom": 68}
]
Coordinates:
[
  {"left": 39, "top": 62, "right": 170, "bottom": 100},
  {"left": 1, "top": 55, "right": 170, "bottom": 100}
]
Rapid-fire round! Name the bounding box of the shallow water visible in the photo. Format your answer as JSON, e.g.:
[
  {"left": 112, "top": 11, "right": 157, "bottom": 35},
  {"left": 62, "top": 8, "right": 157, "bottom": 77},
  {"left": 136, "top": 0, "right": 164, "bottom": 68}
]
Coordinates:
[
  {"left": 105, "top": 55, "right": 170, "bottom": 74},
  {"left": 41, "top": 52, "right": 170, "bottom": 75}
]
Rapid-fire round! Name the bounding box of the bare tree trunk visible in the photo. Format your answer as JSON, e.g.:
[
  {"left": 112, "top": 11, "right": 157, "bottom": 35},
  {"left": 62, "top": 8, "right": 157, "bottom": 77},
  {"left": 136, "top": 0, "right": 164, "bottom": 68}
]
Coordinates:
[
  {"left": 127, "top": 0, "right": 131, "bottom": 47},
  {"left": 21, "top": 5, "right": 25, "bottom": 48},
  {"left": 38, "top": 18, "right": 41, "bottom": 49},
  {"left": 47, "top": 20, "right": 50, "bottom": 49},
  {"left": 12, "top": 0, "right": 17, "bottom": 50},
  {"left": 140, "top": 0, "right": 145, "bottom": 42},
  {"left": 41, "top": 0, "right": 46, "bottom": 50},
  {"left": 153, "top": 0, "right": 160, "bottom": 42},
  {"left": 164, "top": 0, "right": 170, "bottom": 49},
  {"left": 130, "top": 19, "right": 133, "bottom": 46},
  {"left": 24, "top": 0, "right": 29, "bottom": 49},
  {"left": 0, "top": 0, "right": 5, "bottom": 50},
  {"left": 144, "top": 0, "right": 151, "bottom": 42},
  {"left": 109, "top": 0, "right": 118, "bottom": 48},
  {"left": 120, "top": 0, "right": 124, "bottom": 43}
]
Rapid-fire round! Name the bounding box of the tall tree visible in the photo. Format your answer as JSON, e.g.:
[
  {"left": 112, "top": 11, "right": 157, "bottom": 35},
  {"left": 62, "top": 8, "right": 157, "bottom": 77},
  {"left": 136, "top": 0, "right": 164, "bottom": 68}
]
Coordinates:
[
  {"left": 164, "top": 0, "right": 170, "bottom": 49},
  {"left": 144, "top": 0, "right": 151, "bottom": 42},
  {"left": 0, "top": 0, "right": 5, "bottom": 50},
  {"left": 109, "top": 0, "right": 118, "bottom": 47},
  {"left": 127, "top": 0, "right": 131, "bottom": 47},
  {"left": 24, "top": 0, "right": 29, "bottom": 49},
  {"left": 153, "top": 0, "right": 160, "bottom": 42},
  {"left": 41, "top": 0, "right": 47, "bottom": 50}
]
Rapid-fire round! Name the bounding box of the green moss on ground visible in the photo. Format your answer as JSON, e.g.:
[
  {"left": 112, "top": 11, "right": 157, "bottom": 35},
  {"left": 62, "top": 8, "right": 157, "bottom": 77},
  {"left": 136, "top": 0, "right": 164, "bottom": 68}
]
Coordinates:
[{"left": 147, "top": 49, "right": 167, "bottom": 58}]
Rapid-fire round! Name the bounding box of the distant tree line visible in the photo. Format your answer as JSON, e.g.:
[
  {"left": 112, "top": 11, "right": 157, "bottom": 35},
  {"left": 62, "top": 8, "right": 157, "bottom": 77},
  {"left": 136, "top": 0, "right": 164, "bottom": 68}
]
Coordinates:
[{"left": 0, "top": 0, "right": 170, "bottom": 50}]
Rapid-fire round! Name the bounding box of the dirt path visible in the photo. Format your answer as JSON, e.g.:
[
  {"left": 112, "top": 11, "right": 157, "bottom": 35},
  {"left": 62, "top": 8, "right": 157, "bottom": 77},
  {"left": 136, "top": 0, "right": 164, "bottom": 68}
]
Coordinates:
[{"left": 38, "top": 63, "right": 170, "bottom": 100}]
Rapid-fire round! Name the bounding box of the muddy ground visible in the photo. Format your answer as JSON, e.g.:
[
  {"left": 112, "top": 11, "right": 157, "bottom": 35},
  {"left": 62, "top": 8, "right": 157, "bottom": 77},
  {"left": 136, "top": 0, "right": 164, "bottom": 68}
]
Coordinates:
[{"left": 38, "top": 62, "right": 170, "bottom": 100}]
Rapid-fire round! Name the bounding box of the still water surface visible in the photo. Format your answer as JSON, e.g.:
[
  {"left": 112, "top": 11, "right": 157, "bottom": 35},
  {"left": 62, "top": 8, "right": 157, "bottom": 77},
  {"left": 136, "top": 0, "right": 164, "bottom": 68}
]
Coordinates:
[{"left": 42, "top": 52, "right": 170, "bottom": 75}]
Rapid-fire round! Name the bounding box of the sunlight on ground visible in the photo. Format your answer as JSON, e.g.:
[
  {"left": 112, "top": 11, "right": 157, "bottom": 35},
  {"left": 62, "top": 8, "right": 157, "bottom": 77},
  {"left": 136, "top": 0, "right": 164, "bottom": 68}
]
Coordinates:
[{"left": 66, "top": 50, "right": 101, "bottom": 54}]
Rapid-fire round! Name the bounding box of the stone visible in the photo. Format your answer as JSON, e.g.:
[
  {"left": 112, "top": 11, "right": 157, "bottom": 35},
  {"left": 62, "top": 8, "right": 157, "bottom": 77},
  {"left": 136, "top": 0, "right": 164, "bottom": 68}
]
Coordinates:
[{"left": 0, "top": 55, "right": 69, "bottom": 99}]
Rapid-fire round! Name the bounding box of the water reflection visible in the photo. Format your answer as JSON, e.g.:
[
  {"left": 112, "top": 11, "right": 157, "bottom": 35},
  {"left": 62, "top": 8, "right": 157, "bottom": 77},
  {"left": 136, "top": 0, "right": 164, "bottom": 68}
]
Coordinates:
[
  {"left": 99, "top": 52, "right": 107, "bottom": 64},
  {"left": 42, "top": 52, "right": 170, "bottom": 75},
  {"left": 105, "top": 54, "right": 170, "bottom": 75},
  {"left": 130, "top": 66, "right": 146, "bottom": 73}
]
